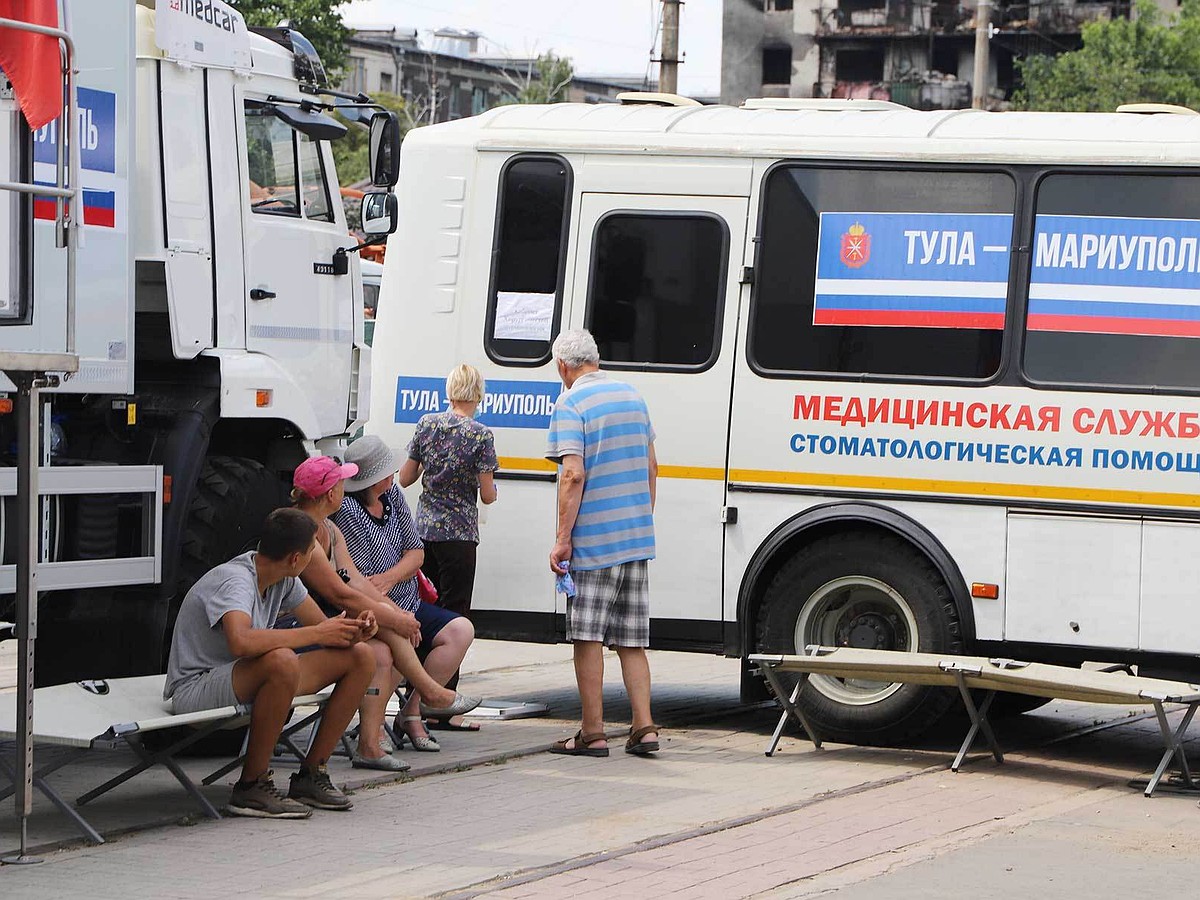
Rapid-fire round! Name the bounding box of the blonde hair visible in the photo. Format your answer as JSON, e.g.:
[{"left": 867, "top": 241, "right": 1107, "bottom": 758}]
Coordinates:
[{"left": 446, "top": 364, "right": 485, "bottom": 403}]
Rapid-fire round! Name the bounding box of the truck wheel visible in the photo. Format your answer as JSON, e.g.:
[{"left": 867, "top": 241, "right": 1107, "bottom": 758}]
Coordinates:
[
  {"left": 756, "top": 531, "right": 962, "bottom": 745},
  {"left": 177, "top": 456, "right": 290, "bottom": 596},
  {"left": 155, "top": 456, "right": 288, "bottom": 754}
]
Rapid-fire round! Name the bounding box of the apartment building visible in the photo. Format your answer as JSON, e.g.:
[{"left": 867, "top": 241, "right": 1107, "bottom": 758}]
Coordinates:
[
  {"left": 342, "top": 26, "right": 646, "bottom": 124},
  {"left": 721, "top": 0, "right": 1169, "bottom": 109}
]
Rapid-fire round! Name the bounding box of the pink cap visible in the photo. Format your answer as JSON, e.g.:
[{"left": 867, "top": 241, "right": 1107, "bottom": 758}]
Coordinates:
[{"left": 294, "top": 456, "right": 359, "bottom": 498}]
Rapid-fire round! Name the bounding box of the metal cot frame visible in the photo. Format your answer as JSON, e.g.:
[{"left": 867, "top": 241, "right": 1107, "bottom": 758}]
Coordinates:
[{"left": 751, "top": 646, "right": 1198, "bottom": 798}]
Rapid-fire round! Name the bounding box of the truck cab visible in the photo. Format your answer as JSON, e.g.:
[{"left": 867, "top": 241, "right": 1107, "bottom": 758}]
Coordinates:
[{"left": 0, "top": 0, "right": 398, "bottom": 682}]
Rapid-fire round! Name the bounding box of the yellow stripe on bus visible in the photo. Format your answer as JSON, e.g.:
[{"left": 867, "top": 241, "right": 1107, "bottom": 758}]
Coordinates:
[
  {"left": 498, "top": 456, "right": 725, "bottom": 481},
  {"left": 498, "top": 456, "right": 557, "bottom": 473},
  {"left": 499, "top": 456, "right": 1200, "bottom": 509},
  {"left": 727, "top": 468, "right": 1200, "bottom": 510}
]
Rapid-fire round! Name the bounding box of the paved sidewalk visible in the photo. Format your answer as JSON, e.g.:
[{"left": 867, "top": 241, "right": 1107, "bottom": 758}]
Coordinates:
[
  {"left": 0, "top": 642, "right": 755, "bottom": 855},
  {"left": 3, "top": 639, "right": 1196, "bottom": 898}
]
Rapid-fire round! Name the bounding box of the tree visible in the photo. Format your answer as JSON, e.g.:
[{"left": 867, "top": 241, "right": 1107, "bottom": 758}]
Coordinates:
[
  {"left": 330, "top": 92, "right": 411, "bottom": 188},
  {"left": 229, "top": 0, "right": 350, "bottom": 77},
  {"left": 501, "top": 52, "right": 575, "bottom": 105},
  {"left": 1013, "top": 0, "right": 1200, "bottom": 111}
]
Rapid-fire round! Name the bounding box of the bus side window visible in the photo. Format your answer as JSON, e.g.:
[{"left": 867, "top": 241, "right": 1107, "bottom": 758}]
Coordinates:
[
  {"left": 1023, "top": 172, "right": 1200, "bottom": 392},
  {"left": 485, "top": 156, "right": 571, "bottom": 366},
  {"left": 749, "top": 165, "right": 1015, "bottom": 381},
  {"left": 586, "top": 213, "right": 727, "bottom": 370}
]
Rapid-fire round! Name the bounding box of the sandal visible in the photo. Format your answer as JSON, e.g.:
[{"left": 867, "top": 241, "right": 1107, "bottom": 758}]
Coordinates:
[
  {"left": 625, "top": 724, "right": 661, "bottom": 755},
  {"left": 549, "top": 730, "right": 609, "bottom": 758},
  {"left": 397, "top": 715, "right": 440, "bottom": 752}
]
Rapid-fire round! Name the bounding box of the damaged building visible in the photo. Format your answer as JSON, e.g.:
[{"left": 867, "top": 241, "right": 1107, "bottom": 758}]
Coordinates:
[{"left": 721, "top": 0, "right": 1174, "bottom": 109}]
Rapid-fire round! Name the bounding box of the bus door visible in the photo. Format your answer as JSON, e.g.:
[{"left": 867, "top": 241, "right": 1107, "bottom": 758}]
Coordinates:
[{"left": 564, "top": 193, "right": 749, "bottom": 640}]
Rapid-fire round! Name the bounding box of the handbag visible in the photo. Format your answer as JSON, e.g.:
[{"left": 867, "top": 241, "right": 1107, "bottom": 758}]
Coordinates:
[{"left": 416, "top": 568, "right": 439, "bottom": 603}]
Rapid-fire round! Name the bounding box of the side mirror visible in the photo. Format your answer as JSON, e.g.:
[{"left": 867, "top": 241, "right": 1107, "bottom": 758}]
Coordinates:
[
  {"left": 368, "top": 112, "right": 400, "bottom": 188},
  {"left": 361, "top": 191, "right": 398, "bottom": 237}
]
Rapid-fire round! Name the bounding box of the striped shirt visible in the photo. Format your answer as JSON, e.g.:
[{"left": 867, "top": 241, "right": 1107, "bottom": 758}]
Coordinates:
[
  {"left": 332, "top": 485, "right": 422, "bottom": 611},
  {"left": 545, "top": 370, "right": 655, "bottom": 571}
]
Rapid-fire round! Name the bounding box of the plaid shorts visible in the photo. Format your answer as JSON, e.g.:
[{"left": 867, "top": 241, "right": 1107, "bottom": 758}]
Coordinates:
[{"left": 566, "top": 559, "right": 650, "bottom": 648}]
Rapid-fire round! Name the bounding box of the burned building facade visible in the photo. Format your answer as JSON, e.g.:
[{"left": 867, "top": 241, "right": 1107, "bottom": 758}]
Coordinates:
[{"left": 721, "top": 0, "right": 1169, "bottom": 109}]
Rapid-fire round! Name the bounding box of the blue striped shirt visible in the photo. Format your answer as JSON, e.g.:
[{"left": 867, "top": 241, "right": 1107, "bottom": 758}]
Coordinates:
[{"left": 546, "top": 371, "right": 655, "bottom": 571}]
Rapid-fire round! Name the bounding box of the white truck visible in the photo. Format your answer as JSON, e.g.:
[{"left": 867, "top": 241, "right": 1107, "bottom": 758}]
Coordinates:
[{"left": 0, "top": 0, "right": 399, "bottom": 683}]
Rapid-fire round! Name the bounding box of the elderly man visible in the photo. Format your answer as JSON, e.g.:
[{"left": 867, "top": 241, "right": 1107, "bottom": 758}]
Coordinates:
[{"left": 545, "top": 329, "right": 661, "bottom": 757}]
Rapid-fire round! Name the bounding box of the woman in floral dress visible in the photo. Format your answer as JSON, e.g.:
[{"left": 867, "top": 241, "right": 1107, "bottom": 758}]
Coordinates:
[{"left": 399, "top": 364, "right": 498, "bottom": 730}]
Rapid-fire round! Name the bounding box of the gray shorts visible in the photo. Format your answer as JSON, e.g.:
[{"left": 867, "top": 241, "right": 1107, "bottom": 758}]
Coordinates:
[
  {"left": 566, "top": 559, "right": 650, "bottom": 648},
  {"left": 168, "top": 660, "right": 241, "bottom": 714}
]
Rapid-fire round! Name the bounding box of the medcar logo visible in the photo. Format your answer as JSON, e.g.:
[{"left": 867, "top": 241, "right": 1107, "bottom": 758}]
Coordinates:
[{"left": 170, "top": 0, "right": 241, "bottom": 34}]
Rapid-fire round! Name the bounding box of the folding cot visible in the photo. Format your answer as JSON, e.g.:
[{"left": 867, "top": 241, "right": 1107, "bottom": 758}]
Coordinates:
[
  {"left": 750, "top": 646, "right": 1200, "bottom": 797},
  {"left": 0, "top": 675, "right": 330, "bottom": 844}
]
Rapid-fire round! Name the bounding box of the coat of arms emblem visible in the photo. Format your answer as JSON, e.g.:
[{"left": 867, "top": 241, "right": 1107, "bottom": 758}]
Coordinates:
[{"left": 839, "top": 222, "right": 870, "bottom": 268}]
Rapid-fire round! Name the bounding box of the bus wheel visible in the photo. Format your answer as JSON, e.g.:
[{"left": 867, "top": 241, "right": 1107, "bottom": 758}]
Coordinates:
[{"left": 756, "top": 531, "right": 962, "bottom": 745}]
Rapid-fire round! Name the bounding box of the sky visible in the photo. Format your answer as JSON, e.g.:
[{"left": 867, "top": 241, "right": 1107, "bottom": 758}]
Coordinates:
[{"left": 342, "top": 0, "right": 723, "bottom": 97}]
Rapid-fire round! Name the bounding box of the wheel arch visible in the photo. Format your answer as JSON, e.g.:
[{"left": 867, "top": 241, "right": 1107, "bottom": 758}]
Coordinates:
[{"left": 734, "top": 501, "right": 976, "bottom": 657}]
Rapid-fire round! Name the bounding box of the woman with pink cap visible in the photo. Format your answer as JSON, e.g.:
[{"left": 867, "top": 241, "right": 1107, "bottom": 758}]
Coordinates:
[{"left": 291, "top": 455, "right": 480, "bottom": 768}]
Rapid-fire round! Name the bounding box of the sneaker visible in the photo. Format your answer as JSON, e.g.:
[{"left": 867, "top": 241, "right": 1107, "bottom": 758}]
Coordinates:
[
  {"left": 227, "top": 771, "right": 312, "bottom": 819},
  {"left": 288, "top": 766, "right": 354, "bottom": 811}
]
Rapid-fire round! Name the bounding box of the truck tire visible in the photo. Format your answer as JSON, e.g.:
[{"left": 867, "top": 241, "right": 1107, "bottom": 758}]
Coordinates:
[
  {"left": 756, "top": 531, "right": 962, "bottom": 745},
  {"left": 156, "top": 456, "right": 288, "bottom": 754},
  {"left": 177, "top": 456, "right": 290, "bottom": 594}
]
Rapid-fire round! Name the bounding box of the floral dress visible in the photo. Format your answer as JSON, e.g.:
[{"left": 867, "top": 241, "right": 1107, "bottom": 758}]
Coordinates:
[{"left": 407, "top": 411, "right": 498, "bottom": 544}]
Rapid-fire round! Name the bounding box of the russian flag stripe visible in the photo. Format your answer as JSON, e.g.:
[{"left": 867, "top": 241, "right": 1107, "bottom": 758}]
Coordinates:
[
  {"left": 1029, "top": 298, "right": 1200, "bottom": 323},
  {"left": 32, "top": 189, "right": 115, "bottom": 228},
  {"left": 815, "top": 294, "right": 1006, "bottom": 313},
  {"left": 815, "top": 309, "right": 1006, "bottom": 329},
  {"left": 1028, "top": 314, "right": 1200, "bottom": 338}
]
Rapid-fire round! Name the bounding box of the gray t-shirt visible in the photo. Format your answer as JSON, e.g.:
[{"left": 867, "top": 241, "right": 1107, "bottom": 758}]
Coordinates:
[{"left": 164, "top": 552, "right": 307, "bottom": 700}]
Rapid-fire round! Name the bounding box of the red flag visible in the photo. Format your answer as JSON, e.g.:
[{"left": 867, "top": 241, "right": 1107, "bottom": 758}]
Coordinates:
[{"left": 0, "top": 0, "right": 62, "bottom": 130}]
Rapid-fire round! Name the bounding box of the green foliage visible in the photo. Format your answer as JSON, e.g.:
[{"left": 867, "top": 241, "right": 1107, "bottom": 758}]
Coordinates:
[
  {"left": 229, "top": 0, "right": 350, "bottom": 76},
  {"left": 1013, "top": 0, "right": 1200, "bottom": 111},
  {"left": 514, "top": 53, "right": 575, "bottom": 104},
  {"left": 329, "top": 92, "right": 411, "bottom": 188}
]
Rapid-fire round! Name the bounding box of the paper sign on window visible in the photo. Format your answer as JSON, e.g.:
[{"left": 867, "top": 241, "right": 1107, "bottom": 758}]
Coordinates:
[{"left": 494, "top": 291, "right": 555, "bottom": 341}]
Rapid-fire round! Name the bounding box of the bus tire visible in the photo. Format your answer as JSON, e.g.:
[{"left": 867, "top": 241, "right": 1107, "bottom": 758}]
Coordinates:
[
  {"left": 755, "top": 531, "right": 962, "bottom": 745},
  {"left": 987, "top": 693, "right": 1054, "bottom": 717}
]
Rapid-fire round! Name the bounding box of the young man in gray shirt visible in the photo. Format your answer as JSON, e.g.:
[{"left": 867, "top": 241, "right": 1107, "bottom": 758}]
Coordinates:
[{"left": 165, "top": 508, "right": 377, "bottom": 818}]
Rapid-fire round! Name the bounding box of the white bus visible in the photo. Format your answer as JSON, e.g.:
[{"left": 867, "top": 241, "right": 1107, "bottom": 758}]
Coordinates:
[{"left": 371, "top": 96, "right": 1200, "bottom": 742}]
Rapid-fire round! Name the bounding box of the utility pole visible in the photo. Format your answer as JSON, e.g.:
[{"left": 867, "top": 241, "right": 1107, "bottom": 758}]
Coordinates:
[
  {"left": 971, "top": 0, "right": 990, "bottom": 109},
  {"left": 660, "top": 0, "right": 682, "bottom": 95}
]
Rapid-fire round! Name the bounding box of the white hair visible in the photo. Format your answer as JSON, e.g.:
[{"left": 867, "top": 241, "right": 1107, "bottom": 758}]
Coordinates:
[
  {"left": 446, "top": 363, "right": 485, "bottom": 403},
  {"left": 551, "top": 329, "right": 600, "bottom": 369}
]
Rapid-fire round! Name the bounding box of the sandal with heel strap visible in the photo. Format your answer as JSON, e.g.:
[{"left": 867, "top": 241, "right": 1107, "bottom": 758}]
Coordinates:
[
  {"left": 549, "top": 729, "right": 609, "bottom": 758},
  {"left": 397, "top": 715, "right": 440, "bottom": 752},
  {"left": 626, "top": 724, "right": 661, "bottom": 755}
]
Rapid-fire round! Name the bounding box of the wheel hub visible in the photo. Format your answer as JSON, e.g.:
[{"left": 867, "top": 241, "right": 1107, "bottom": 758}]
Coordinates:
[
  {"left": 794, "top": 575, "right": 919, "bottom": 706},
  {"left": 841, "top": 614, "right": 897, "bottom": 650}
]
